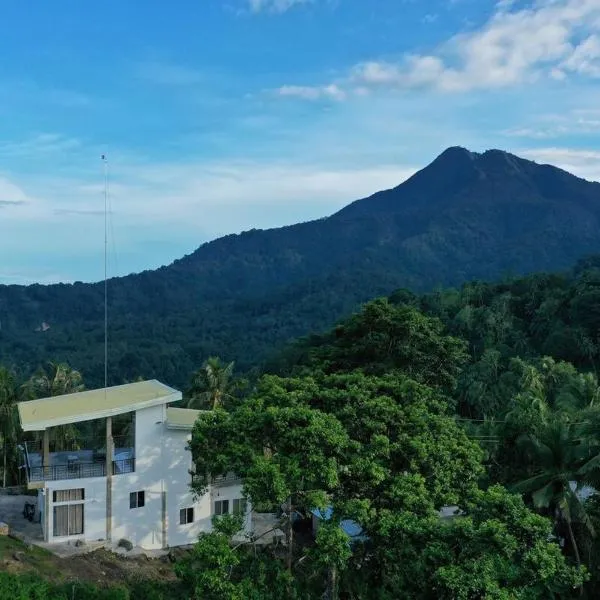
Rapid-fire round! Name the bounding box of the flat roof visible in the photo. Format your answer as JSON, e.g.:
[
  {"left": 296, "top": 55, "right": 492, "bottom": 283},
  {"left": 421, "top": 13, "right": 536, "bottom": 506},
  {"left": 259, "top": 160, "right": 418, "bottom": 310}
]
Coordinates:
[
  {"left": 18, "top": 379, "right": 181, "bottom": 431},
  {"left": 166, "top": 407, "right": 204, "bottom": 430}
]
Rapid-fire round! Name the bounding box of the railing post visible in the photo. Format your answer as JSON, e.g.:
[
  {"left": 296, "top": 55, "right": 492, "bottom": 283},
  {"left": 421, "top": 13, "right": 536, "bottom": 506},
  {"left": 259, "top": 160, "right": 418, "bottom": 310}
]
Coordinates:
[{"left": 43, "top": 430, "right": 50, "bottom": 480}]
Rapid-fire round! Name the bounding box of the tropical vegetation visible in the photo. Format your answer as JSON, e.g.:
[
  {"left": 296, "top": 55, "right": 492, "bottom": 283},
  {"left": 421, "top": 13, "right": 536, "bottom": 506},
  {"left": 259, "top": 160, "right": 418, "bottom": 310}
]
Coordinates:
[{"left": 6, "top": 258, "right": 600, "bottom": 596}]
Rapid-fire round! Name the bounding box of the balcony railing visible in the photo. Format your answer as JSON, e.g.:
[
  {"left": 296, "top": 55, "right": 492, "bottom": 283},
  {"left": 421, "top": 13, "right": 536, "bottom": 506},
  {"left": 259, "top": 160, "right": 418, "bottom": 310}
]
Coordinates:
[
  {"left": 22, "top": 439, "right": 136, "bottom": 484},
  {"left": 29, "top": 462, "right": 106, "bottom": 482},
  {"left": 112, "top": 458, "right": 135, "bottom": 475},
  {"left": 26, "top": 458, "right": 136, "bottom": 483},
  {"left": 212, "top": 472, "right": 243, "bottom": 488}
]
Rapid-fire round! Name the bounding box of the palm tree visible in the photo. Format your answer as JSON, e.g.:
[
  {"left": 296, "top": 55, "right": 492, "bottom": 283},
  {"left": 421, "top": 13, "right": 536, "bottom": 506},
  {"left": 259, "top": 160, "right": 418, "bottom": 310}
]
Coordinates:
[
  {"left": 23, "top": 361, "right": 84, "bottom": 399},
  {"left": 556, "top": 371, "right": 600, "bottom": 413},
  {"left": 187, "top": 357, "right": 235, "bottom": 410},
  {"left": 23, "top": 362, "right": 85, "bottom": 450},
  {"left": 0, "top": 367, "right": 20, "bottom": 487},
  {"left": 511, "top": 419, "right": 600, "bottom": 568}
]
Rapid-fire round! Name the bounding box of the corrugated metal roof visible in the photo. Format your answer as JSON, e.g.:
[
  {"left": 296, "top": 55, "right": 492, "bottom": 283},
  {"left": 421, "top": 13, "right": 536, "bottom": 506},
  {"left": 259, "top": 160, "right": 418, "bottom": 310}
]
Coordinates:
[
  {"left": 18, "top": 379, "right": 181, "bottom": 431},
  {"left": 166, "top": 407, "right": 203, "bottom": 430}
]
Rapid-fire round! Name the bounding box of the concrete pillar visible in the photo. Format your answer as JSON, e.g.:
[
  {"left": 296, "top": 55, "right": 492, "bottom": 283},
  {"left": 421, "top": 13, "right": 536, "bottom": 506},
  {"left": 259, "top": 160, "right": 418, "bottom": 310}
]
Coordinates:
[
  {"left": 42, "top": 429, "right": 50, "bottom": 479},
  {"left": 106, "top": 416, "right": 113, "bottom": 543},
  {"left": 44, "top": 488, "right": 50, "bottom": 542},
  {"left": 161, "top": 490, "right": 167, "bottom": 549}
]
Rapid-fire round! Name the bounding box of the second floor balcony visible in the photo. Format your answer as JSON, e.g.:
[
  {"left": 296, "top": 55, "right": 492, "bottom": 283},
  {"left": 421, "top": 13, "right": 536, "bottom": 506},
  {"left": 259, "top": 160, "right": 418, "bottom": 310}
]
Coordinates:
[{"left": 23, "top": 437, "right": 135, "bottom": 485}]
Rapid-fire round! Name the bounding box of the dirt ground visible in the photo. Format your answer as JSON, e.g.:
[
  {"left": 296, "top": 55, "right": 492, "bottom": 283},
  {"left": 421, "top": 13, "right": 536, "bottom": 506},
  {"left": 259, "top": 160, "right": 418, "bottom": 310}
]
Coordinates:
[{"left": 0, "top": 535, "right": 182, "bottom": 587}]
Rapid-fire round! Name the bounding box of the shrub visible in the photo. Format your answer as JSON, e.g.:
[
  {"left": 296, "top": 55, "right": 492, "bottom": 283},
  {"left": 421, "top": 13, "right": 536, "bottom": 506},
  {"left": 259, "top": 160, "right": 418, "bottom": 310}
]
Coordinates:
[{"left": 117, "top": 538, "right": 133, "bottom": 551}]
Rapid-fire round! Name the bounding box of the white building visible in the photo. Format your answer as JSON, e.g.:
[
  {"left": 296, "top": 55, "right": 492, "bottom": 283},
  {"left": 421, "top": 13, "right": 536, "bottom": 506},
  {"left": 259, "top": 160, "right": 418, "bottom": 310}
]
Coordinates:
[{"left": 17, "top": 380, "right": 250, "bottom": 549}]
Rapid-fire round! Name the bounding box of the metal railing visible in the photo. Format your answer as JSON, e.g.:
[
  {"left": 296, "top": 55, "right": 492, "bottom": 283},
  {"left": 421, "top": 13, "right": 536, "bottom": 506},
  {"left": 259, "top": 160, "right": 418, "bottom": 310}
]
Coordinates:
[
  {"left": 28, "top": 462, "right": 107, "bottom": 482},
  {"left": 112, "top": 458, "right": 135, "bottom": 475},
  {"left": 27, "top": 458, "right": 136, "bottom": 483},
  {"left": 212, "top": 472, "right": 243, "bottom": 488}
]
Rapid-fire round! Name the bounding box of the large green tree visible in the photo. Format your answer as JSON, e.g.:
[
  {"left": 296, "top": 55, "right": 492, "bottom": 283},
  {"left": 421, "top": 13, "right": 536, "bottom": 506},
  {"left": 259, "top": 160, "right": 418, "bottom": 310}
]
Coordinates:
[
  {"left": 511, "top": 419, "right": 600, "bottom": 568},
  {"left": 190, "top": 368, "right": 583, "bottom": 597}
]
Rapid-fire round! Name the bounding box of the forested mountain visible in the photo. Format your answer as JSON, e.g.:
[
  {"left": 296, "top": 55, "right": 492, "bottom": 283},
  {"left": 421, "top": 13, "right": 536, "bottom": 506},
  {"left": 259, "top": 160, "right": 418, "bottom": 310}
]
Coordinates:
[{"left": 2, "top": 146, "right": 600, "bottom": 387}]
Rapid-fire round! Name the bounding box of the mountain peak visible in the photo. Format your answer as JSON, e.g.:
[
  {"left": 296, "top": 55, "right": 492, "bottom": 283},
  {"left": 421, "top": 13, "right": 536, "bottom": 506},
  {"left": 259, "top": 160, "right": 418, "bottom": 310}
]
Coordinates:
[
  {"left": 334, "top": 145, "right": 598, "bottom": 221},
  {"left": 437, "top": 146, "right": 477, "bottom": 159}
]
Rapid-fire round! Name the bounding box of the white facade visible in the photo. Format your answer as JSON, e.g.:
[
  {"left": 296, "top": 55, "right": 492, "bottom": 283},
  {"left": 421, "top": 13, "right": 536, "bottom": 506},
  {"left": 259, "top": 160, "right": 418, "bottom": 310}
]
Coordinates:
[{"left": 34, "top": 402, "right": 250, "bottom": 550}]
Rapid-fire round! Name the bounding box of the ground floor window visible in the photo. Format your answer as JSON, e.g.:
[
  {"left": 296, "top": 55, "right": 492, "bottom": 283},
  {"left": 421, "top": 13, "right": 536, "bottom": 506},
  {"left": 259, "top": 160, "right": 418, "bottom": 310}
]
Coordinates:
[
  {"left": 52, "top": 488, "right": 84, "bottom": 537},
  {"left": 233, "top": 498, "right": 247, "bottom": 515},
  {"left": 180, "top": 507, "right": 194, "bottom": 524}
]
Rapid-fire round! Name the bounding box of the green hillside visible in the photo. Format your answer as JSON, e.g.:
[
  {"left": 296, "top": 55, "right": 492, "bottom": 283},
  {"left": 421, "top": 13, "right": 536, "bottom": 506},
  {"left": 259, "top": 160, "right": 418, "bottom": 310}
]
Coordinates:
[{"left": 2, "top": 146, "right": 600, "bottom": 388}]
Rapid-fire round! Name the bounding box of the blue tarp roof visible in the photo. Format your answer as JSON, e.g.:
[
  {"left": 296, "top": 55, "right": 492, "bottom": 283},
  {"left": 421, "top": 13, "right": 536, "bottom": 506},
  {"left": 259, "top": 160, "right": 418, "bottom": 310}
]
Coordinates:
[{"left": 311, "top": 507, "right": 366, "bottom": 540}]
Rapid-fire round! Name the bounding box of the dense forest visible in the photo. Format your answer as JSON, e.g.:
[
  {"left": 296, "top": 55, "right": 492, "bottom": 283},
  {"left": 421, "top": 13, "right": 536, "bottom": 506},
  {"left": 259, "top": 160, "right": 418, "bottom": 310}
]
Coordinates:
[
  {"left": 5, "top": 258, "right": 600, "bottom": 596},
  {"left": 2, "top": 147, "right": 600, "bottom": 388}
]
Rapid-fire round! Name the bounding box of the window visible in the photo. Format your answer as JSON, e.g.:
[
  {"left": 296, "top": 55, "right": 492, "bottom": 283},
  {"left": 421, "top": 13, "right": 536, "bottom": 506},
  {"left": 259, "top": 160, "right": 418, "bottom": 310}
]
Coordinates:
[
  {"left": 180, "top": 507, "right": 194, "bottom": 525},
  {"left": 129, "top": 491, "right": 145, "bottom": 509},
  {"left": 233, "top": 498, "right": 247, "bottom": 515},
  {"left": 214, "top": 499, "right": 229, "bottom": 515},
  {"left": 53, "top": 488, "right": 84, "bottom": 502},
  {"left": 52, "top": 488, "right": 84, "bottom": 537}
]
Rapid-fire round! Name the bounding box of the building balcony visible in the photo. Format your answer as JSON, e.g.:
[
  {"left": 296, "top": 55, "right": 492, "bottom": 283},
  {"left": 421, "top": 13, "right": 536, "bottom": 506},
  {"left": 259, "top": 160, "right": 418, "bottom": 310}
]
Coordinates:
[
  {"left": 22, "top": 439, "right": 135, "bottom": 485},
  {"left": 211, "top": 472, "right": 243, "bottom": 488}
]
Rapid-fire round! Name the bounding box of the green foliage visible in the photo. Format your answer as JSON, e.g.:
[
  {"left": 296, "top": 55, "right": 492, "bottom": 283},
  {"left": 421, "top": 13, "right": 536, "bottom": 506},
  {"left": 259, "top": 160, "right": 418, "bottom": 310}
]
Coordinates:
[
  {"left": 187, "top": 356, "right": 237, "bottom": 410},
  {"left": 0, "top": 572, "right": 132, "bottom": 600},
  {"left": 175, "top": 516, "right": 296, "bottom": 600},
  {"left": 0, "top": 571, "right": 186, "bottom": 600},
  {"left": 352, "top": 486, "right": 586, "bottom": 599},
  {"left": 305, "top": 299, "right": 469, "bottom": 393},
  {"left": 185, "top": 291, "right": 592, "bottom": 598},
  {"left": 0, "top": 366, "right": 20, "bottom": 487}
]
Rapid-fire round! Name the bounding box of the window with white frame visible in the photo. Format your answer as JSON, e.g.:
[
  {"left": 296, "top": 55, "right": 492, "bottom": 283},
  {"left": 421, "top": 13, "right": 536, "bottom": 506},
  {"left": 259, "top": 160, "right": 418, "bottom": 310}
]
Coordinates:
[
  {"left": 214, "top": 499, "right": 229, "bottom": 515},
  {"left": 129, "top": 491, "right": 145, "bottom": 509},
  {"left": 180, "top": 507, "right": 194, "bottom": 525},
  {"left": 52, "top": 488, "right": 84, "bottom": 537}
]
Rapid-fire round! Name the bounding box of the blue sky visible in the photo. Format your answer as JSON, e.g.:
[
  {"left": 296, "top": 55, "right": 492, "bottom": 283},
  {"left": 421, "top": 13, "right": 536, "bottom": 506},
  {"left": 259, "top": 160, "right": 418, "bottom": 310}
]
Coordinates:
[{"left": 1, "top": 0, "right": 600, "bottom": 284}]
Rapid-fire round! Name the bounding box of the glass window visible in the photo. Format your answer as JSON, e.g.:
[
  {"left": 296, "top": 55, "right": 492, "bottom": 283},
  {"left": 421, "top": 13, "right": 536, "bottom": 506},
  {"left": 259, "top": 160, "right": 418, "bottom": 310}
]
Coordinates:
[
  {"left": 233, "top": 498, "right": 247, "bottom": 515},
  {"left": 129, "top": 491, "right": 145, "bottom": 509},
  {"left": 53, "top": 488, "right": 84, "bottom": 502},
  {"left": 52, "top": 489, "right": 84, "bottom": 537},
  {"left": 214, "top": 499, "right": 229, "bottom": 515},
  {"left": 180, "top": 507, "right": 194, "bottom": 524}
]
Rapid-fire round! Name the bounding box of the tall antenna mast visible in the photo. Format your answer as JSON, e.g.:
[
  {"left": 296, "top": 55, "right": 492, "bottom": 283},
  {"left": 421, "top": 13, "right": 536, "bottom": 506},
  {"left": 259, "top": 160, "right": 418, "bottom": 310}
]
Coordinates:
[{"left": 102, "top": 154, "right": 108, "bottom": 392}]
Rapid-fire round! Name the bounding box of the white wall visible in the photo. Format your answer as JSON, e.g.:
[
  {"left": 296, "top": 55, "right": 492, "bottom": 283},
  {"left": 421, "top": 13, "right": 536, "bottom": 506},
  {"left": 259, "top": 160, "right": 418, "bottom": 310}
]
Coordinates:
[
  {"left": 112, "top": 404, "right": 165, "bottom": 549},
  {"left": 211, "top": 483, "right": 252, "bottom": 530},
  {"left": 164, "top": 429, "right": 212, "bottom": 547},
  {"left": 45, "top": 477, "right": 106, "bottom": 544}
]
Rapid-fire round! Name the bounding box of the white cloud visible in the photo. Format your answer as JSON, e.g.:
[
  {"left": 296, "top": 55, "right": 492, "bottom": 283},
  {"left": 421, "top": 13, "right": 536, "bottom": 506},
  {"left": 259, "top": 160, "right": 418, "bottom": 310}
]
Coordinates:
[
  {"left": 248, "top": 0, "right": 313, "bottom": 13},
  {"left": 0, "top": 154, "right": 417, "bottom": 282},
  {"left": 278, "top": 0, "right": 600, "bottom": 97},
  {"left": 277, "top": 84, "right": 346, "bottom": 101},
  {"left": 0, "top": 271, "right": 74, "bottom": 285},
  {"left": 0, "top": 177, "right": 33, "bottom": 208},
  {"left": 521, "top": 147, "right": 600, "bottom": 182},
  {"left": 558, "top": 34, "right": 600, "bottom": 77},
  {"left": 503, "top": 107, "right": 600, "bottom": 139}
]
